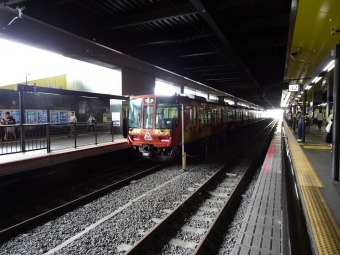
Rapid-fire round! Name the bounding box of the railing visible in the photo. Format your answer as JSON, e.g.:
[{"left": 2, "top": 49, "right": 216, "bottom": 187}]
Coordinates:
[{"left": 0, "top": 122, "right": 116, "bottom": 156}]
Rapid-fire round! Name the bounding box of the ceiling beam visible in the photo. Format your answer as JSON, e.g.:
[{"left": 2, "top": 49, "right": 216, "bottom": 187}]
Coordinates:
[
  {"left": 229, "top": 15, "right": 289, "bottom": 33},
  {"left": 214, "top": 0, "right": 273, "bottom": 9},
  {"left": 3, "top": 0, "right": 27, "bottom": 6},
  {"left": 50, "top": 0, "right": 76, "bottom": 7},
  {"left": 103, "top": 4, "right": 197, "bottom": 30},
  {"left": 137, "top": 33, "right": 215, "bottom": 46},
  {"left": 190, "top": 0, "right": 260, "bottom": 88},
  {"left": 159, "top": 51, "right": 219, "bottom": 59}
]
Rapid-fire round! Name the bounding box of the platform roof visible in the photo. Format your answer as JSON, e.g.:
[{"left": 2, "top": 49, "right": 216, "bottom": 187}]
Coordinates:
[{"left": 1, "top": 0, "right": 338, "bottom": 110}]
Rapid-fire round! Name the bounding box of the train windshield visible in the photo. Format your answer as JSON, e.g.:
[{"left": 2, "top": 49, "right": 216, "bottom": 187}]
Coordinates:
[
  {"left": 156, "top": 98, "right": 179, "bottom": 129},
  {"left": 129, "top": 98, "right": 142, "bottom": 128},
  {"left": 144, "top": 106, "right": 154, "bottom": 129}
]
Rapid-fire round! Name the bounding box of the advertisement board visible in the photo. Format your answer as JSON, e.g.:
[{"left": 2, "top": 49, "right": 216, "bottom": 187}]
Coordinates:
[
  {"left": 0, "top": 109, "right": 21, "bottom": 124},
  {"left": 38, "top": 110, "right": 47, "bottom": 124},
  {"left": 26, "top": 110, "right": 37, "bottom": 124},
  {"left": 50, "top": 110, "right": 59, "bottom": 124},
  {"left": 112, "top": 112, "right": 120, "bottom": 127},
  {"left": 10, "top": 110, "right": 21, "bottom": 124},
  {"left": 60, "top": 111, "right": 68, "bottom": 123}
]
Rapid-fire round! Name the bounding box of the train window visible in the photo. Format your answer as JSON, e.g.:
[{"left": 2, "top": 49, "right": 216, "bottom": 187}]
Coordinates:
[
  {"left": 144, "top": 106, "right": 154, "bottom": 129},
  {"left": 203, "top": 109, "right": 208, "bottom": 124},
  {"left": 208, "top": 110, "right": 215, "bottom": 123},
  {"left": 190, "top": 107, "right": 196, "bottom": 125},
  {"left": 155, "top": 99, "right": 178, "bottom": 129},
  {"left": 212, "top": 109, "right": 219, "bottom": 123},
  {"left": 217, "top": 109, "right": 221, "bottom": 123},
  {"left": 128, "top": 98, "right": 142, "bottom": 128},
  {"left": 229, "top": 111, "right": 235, "bottom": 121}
]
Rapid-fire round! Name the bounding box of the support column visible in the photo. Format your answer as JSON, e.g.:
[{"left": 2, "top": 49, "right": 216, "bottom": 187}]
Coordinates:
[
  {"left": 332, "top": 56, "right": 340, "bottom": 181},
  {"left": 19, "top": 89, "right": 26, "bottom": 152},
  {"left": 180, "top": 85, "right": 184, "bottom": 94}
]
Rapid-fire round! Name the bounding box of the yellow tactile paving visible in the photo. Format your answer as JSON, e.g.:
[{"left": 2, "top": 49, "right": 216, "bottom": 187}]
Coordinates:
[
  {"left": 302, "top": 186, "right": 340, "bottom": 255},
  {"left": 284, "top": 122, "right": 340, "bottom": 255},
  {"left": 284, "top": 123, "right": 323, "bottom": 187},
  {"left": 303, "top": 145, "right": 331, "bottom": 150}
]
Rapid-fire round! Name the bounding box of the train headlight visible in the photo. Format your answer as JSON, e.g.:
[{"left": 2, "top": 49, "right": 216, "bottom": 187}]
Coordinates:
[
  {"left": 159, "top": 136, "right": 170, "bottom": 142},
  {"left": 131, "top": 136, "right": 140, "bottom": 141}
]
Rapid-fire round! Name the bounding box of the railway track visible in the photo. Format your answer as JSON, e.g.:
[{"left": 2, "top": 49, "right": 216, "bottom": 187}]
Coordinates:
[
  {"left": 0, "top": 119, "right": 276, "bottom": 254},
  {"left": 0, "top": 160, "right": 167, "bottom": 241},
  {"left": 123, "top": 120, "right": 277, "bottom": 255}
]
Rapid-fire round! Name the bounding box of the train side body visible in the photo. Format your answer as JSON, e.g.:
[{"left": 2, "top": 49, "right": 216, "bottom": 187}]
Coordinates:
[{"left": 126, "top": 95, "right": 264, "bottom": 160}]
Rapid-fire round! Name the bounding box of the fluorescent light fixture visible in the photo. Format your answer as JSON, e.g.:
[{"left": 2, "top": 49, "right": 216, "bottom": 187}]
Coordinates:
[
  {"left": 300, "top": 91, "right": 303, "bottom": 94},
  {"left": 80, "top": 96, "right": 98, "bottom": 99},
  {"left": 297, "top": 95, "right": 301, "bottom": 97},
  {"left": 328, "top": 63, "right": 335, "bottom": 72},
  {"left": 312, "top": 76, "right": 322, "bottom": 83},
  {"left": 225, "top": 99, "right": 234, "bottom": 105},
  {"left": 306, "top": 85, "right": 312, "bottom": 90},
  {"left": 38, "top": 92, "right": 60, "bottom": 96},
  {"left": 323, "top": 60, "right": 335, "bottom": 71}
]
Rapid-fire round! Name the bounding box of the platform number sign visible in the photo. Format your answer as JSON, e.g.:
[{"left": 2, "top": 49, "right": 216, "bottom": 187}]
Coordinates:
[{"left": 288, "top": 84, "right": 300, "bottom": 92}]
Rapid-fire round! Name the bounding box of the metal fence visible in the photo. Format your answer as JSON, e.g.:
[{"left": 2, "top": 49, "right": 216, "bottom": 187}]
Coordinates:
[{"left": 0, "top": 122, "right": 115, "bottom": 156}]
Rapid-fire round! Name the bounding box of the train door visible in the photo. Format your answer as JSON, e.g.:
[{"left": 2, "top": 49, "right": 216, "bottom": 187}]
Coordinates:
[{"left": 142, "top": 98, "right": 155, "bottom": 129}]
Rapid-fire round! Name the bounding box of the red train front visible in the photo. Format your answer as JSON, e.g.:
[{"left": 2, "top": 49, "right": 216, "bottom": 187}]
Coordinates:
[
  {"left": 126, "top": 95, "right": 181, "bottom": 160},
  {"left": 125, "top": 94, "right": 263, "bottom": 160}
]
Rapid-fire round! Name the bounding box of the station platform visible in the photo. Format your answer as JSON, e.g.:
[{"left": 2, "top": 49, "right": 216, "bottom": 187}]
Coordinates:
[
  {"left": 233, "top": 120, "right": 340, "bottom": 255},
  {"left": 284, "top": 120, "right": 340, "bottom": 254},
  {"left": 0, "top": 135, "right": 130, "bottom": 178}
]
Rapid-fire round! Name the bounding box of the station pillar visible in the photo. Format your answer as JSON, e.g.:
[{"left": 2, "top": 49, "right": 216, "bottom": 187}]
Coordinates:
[{"left": 331, "top": 45, "right": 340, "bottom": 181}]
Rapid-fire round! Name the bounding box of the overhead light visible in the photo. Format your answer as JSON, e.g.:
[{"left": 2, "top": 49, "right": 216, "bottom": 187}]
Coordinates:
[
  {"left": 306, "top": 85, "right": 312, "bottom": 90},
  {"left": 80, "top": 96, "right": 98, "bottom": 99},
  {"left": 297, "top": 95, "right": 301, "bottom": 98},
  {"left": 38, "top": 92, "right": 60, "bottom": 96},
  {"left": 323, "top": 60, "right": 335, "bottom": 71},
  {"left": 300, "top": 91, "right": 303, "bottom": 94},
  {"left": 312, "top": 76, "right": 322, "bottom": 83},
  {"left": 328, "top": 63, "right": 335, "bottom": 72}
]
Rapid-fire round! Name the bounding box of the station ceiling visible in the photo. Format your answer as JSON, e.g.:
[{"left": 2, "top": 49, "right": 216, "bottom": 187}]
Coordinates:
[{"left": 2, "top": 0, "right": 339, "bottom": 109}]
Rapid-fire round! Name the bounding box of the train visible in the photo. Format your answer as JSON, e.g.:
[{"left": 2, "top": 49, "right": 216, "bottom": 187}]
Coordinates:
[{"left": 123, "top": 94, "right": 266, "bottom": 160}]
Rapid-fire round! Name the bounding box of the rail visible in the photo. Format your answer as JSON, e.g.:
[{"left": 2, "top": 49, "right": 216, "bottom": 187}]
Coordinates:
[{"left": 0, "top": 122, "right": 116, "bottom": 155}]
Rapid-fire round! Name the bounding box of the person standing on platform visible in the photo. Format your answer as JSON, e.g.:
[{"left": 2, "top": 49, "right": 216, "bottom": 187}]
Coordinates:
[
  {"left": 4, "top": 111, "right": 16, "bottom": 141},
  {"left": 317, "top": 111, "right": 323, "bottom": 129},
  {"left": 0, "top": 117, "right": 5, "bottom": 141},
  {"left": 68, "top": 111, "right": 77, "bottom": 137},
  {"left": 325, "top": 114, "right": 333, "bottom": 152},
  {"left": 87, "top": 114, "right": 96, "bottom": 132},
  {"left": 305, "top": 114, "right": 310, "bottom": 134},
  {"left": 328, "top": 113, "right": 333, "bottom": 123},
  {"left": 297, "top": 110, "right": 303, "bottom": 142},
  {"left": 288, "top": 113, "right": 292, "bottom": 127}
]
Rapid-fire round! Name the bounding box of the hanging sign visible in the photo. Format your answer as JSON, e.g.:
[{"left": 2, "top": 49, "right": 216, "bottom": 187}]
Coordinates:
[{"left": 288, "top": 84, "right": 300, "bottom": 92}]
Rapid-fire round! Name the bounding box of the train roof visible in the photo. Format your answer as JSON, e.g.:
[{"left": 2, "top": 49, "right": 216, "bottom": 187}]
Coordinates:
[{"left": 129, "top": 94, "right": 263, "bottom": 111}]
